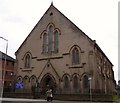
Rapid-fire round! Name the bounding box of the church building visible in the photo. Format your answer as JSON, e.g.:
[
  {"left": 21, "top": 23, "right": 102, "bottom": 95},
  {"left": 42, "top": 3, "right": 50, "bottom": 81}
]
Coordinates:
[{"left": 15, "top": 3, "right": 115, "bottom": 95}]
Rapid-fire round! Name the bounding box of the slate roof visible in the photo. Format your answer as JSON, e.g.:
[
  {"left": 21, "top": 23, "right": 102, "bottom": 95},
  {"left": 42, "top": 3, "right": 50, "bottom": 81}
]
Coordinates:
[{"left": 0, "top": 51, "right": 15, "bottom": 62}]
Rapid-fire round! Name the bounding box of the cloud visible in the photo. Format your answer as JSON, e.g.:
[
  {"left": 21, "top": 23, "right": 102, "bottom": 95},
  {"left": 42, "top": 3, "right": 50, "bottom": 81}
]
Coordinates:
[
  {"left": 0, "top": 0, "right": 118, "bottom": 81},
  {"left": 3, "top": 16, "right": 24, "bottom": 23}
]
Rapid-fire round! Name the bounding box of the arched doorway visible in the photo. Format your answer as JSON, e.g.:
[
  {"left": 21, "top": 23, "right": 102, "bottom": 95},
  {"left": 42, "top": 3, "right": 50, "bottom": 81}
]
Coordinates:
[{"left": 40, "top": 74, "right": 56, "bottom": 94}]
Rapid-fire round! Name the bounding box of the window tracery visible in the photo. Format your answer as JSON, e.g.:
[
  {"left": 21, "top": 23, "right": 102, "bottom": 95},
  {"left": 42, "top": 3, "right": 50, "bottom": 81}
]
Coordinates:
[{"left": 42, "top": 23, "right": 60, "bottom": 53}]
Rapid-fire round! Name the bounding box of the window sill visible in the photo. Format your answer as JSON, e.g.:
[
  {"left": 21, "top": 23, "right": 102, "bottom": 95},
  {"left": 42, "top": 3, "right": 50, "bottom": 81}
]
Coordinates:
[
  {"left": 69, "top": 63, "right": 86, "bottom": 69},
  {"left": 41, "top": 50, "right": 58, "bottom": 54},
  {"left": 69, "top": 65, "right": 83, "bottom": 69},
  {"left": 22, "top": 68, "right": 33, "bottom": 71}
]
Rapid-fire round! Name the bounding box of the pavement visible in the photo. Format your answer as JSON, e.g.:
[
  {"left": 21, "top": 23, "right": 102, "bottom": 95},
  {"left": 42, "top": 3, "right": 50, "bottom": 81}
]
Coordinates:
[{"left": 0, "top": 98, "right": 119, "bottom": 103}]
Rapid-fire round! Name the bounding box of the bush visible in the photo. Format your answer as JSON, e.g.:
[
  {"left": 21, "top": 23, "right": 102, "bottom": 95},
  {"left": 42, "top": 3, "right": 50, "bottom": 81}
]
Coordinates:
[{"left": 112, "top": 95, "right": 120, "bottom": 101}]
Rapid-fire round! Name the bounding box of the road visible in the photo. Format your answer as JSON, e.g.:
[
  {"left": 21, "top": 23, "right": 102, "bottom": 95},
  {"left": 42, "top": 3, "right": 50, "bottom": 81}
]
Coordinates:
[{"left": 0, "top": 98, "right": 118, "bottom": 103}]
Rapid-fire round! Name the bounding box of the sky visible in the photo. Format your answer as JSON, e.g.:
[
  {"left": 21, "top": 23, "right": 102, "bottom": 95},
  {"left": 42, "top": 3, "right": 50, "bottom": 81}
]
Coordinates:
[{"left": 0, "top": 0, "right": 118, "bottom": 82}]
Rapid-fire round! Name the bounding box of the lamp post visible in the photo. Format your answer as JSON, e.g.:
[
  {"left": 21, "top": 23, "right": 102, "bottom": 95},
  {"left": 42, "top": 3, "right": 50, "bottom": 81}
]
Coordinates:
[
  {"left": 88, "top": 76, "right": 92, "bottom": 101},
  {"left": 0, "top": 36, "right": 8, "bottom": 98}
]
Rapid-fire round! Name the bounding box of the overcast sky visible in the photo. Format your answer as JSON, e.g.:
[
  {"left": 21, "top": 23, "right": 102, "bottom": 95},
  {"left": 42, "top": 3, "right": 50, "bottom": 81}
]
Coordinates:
[{"left": 0, "top": 0, "right": 118, "bottom": 82}]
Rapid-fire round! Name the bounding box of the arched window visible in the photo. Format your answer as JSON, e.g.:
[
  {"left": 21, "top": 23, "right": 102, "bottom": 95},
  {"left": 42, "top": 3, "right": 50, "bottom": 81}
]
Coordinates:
[
  {"left": 25, "top": 54, "right": 31, "bottom": 68},
  {"left": 73, "top": 76, "right": 79, "bottom": 93},
  {"left": 17, "top": 77, "right": 22, "bottom": 82},
  {"left": 23, "top": 76, "right": 29, "bottom": 89},
  {"left": 83, "top": 75, "right": 89, "bottom": 88},
  {"left": 48, "top": 25, "right": 53, "bottom": 52},
  {"left": 64, "top": 76, "right": 70, "bottom": 90},
  {"left": 43, "top": 33, "right": 48, "bottom": 52},
  {"left": 30, "top": 76, "right": 37, "bottom": 87},
  {"left": 83, "top": 75, "right": 90, "bottom": 93},
  {"left": 42, "top": 23, "right": 60, "bottom": 53},
  {"left": 54, "top": 30, "right": 58, "bottom": 52},
  {"left": 72, "top": 47, "right": 80, "bottom": 65}
]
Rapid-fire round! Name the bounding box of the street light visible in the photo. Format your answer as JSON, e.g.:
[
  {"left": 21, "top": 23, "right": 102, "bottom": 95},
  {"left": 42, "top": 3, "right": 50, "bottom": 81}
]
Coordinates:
[
  {"left": 0, "top": 36, "right": 8, "bottom": 98},
  {"left": 88, "top": 76, "right": 92, "bottom": 101}
]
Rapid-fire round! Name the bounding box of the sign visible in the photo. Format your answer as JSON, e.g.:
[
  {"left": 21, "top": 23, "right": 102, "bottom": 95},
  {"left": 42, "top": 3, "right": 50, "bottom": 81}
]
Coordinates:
[{"left": 15, "top": 82, "right": 24, "bottom": 88}]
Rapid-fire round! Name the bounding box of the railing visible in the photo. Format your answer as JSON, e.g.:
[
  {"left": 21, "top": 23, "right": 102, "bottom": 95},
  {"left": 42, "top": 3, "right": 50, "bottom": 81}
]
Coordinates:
[{"left": 3, "top": 92, "right": 116, "bottom": 102}]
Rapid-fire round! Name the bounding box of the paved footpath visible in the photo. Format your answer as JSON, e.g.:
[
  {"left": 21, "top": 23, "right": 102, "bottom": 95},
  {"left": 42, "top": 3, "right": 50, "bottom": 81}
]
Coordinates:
[{"left": 0, "top": 98, "right": 119, "bottom": 103}]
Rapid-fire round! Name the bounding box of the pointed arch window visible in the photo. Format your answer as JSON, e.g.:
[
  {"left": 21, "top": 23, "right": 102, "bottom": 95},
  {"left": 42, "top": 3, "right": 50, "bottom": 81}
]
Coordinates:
[
  {"left": 83, "top": 75, "right": 90, "bottom": 93},
  {"left": 54, "top": 30, "right": 58, "bottom": 52},
  {"left": 73, "top": 76, "right": 79, "bottom": 93},
  {"left": 72, "top": 47, "right": 80, "bottom": 65},
  {"left": 42, "top": 23, "right": 60, "bottom": 53},
  {"left": 23, "top": 77, "right": 29, "bottom": 89},
  {"left": 48, "top": 25, "right": 53, "bottom": 52},
  {"left": 64, "top": 76, "right": 70, "bottom": 90},
  {"left": 25, "top": 54, "right": 31, "bottom": 68},
  {"left": 43, "top": 33, "right": 48, "bottom": 52},
  {"left": 17, "top": 77, "right": 22, "bottom": 82},
  {"left": 31, "top": 76, "right": 37, "bottom": 87},
  {"left": 83, "top": 75, "right": 89, "bottom": 88}
]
